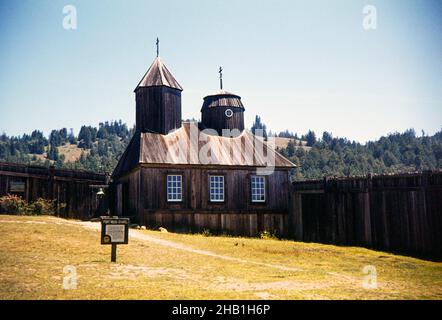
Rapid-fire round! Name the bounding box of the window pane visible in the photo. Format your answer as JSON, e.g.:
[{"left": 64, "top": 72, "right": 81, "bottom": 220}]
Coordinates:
[
  {"left": 167, "top": 175, "right": 182, "bottom": 201},
  {"left": 209, "top": 175, "right": 224, "bottom": 202},
  {"left": 251, "top": 176, "right": 265, "bottom": 202}
]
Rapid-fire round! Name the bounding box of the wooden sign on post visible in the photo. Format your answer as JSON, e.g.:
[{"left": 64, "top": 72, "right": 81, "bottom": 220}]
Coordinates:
[{"left": 100, "top": 217, "right": 129, "bottom": 262}]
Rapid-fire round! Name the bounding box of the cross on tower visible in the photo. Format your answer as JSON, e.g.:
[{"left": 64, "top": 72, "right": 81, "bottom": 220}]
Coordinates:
[
  {"left": 219, "top": 66, "right": 223, "bottom": 90},
  {"left": 156, "top": 37, "right": 159, "bottom": 57}
]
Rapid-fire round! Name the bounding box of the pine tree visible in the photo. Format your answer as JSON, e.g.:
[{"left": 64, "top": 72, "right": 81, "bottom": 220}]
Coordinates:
[
  {"left": 305, "top": 130, "right": 317, "bottom": 147},
  {"left": 251, "top": 115, "right": 268, "bottom": 139},
  {"left": 68, "top": 128, "right": 77, "bottom": 145},
  {"left": 47, "top": 143, "right": 59, "bottom": 161}
]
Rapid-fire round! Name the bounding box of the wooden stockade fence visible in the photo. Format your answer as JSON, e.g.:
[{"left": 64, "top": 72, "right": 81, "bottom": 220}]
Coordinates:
[
  {"left": 0, "top": 162, "right": 108, "bottom": 219},
  {"left": 290, "top": 171, "right": 442, "bottom": 260}
]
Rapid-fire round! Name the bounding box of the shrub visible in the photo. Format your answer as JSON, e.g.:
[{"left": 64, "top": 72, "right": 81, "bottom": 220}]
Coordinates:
[
  {"left": 27, "top": 198, "right": 56, "bottom": 215},
  {"left": 0, "top": 194, "right": 27, "bottom": 215},
  {"left": 0, "top": 195, "right": 56, "bottom": 215},
  {"left": 201, "top": 228, "right": 212, "bottom": 237},
  {"left": 259, "top": 230, "right": 278, "bottom": 240}
]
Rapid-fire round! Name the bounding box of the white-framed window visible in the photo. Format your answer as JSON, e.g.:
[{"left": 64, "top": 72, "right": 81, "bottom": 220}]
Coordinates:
[
  {"left": 167, "top": 174, "right": 182, "bottom": 202},
  {"left": 209, "top": 175, "right": 224, "bottom": 202},
  {"left": 251, "top": 176, "right": 266, "bottom": 202}
]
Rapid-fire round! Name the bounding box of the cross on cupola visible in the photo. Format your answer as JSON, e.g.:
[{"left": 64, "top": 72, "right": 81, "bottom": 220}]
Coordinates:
[
  {"left": 156, "top": 37, "right": 160, "bottom": 57},
  {"left": 219, "top": 66, "right": 223, "bottom": 90}
]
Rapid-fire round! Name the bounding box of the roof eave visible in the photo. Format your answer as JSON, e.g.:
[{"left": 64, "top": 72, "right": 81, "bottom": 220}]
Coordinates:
[{"left": 134, "top": 84, "right": 183, "bottom": 93}]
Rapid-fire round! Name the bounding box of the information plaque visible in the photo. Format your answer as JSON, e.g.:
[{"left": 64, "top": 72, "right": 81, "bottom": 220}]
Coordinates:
[{"left": 100, "top": 217, "right": 129, "bottom": 245}]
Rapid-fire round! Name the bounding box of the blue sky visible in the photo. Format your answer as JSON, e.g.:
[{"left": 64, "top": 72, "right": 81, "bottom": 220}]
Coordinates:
[{"left": 0, "top": 0, "right": 441, "bottom": 142}]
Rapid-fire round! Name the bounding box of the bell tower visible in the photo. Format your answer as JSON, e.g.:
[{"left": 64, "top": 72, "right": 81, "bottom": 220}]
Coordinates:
[{"left": 135, "top": 39, "right": 183, "bottom": 135}]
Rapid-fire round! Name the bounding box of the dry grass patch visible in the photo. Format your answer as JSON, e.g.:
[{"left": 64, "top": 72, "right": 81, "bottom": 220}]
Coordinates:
[{"left": 58, "top": 143, "right": 89, "bottom": 162}]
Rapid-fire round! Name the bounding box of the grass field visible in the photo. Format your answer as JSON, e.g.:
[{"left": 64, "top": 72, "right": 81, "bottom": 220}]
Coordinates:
[
  {"left": 0, "top": 215, "right": 441, "bottom": 300},
  {"left": 28, "top": 143, "right": 90, "bottom": 164},
  {"left": 57, "top": 143, "right": 89, "bottom": 162}
]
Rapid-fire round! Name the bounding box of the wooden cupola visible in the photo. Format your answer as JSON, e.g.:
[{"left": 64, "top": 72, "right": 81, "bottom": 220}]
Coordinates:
[
  {"left": 134, "top": 40, "right": 183, "bottom": 135},
  {"left": 200, "top": 67, "right": 245, "bottom": 136}
]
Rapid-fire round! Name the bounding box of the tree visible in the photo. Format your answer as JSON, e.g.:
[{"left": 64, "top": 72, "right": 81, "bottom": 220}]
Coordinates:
[
  {"left": 278, "top": 130, "right": 295, "bottom": 138},
  {"left": 47, "top": 143, "right": 59, "bottom": 161},
  {"left": 286, "top": 140, "right": 295, "bottom": 157},
  {"left": 322, "top": 131, "right": 333, "bottom": 144},
  {"left": 305, "top": 130, "right": 317, "bottom": 147},
  {"left": 55, "top": 154, "right": 65, "bottom": 168},
  {"left": 60, "top": 128, "right": 68, "bottom": 144},
  {"left": 68, "top": 128, "right": 77, "bottom": 144},
  {"left": 49, "top": 130, "right": 62, "bottom": 147},
  {"left": 28, "top": 130, "right": 47, "bottom": 154},
  {"left": 381, "top": 146, "right": 397, "bottom": 168},
  {"left": 78, "top": 126, "right": 96, "bottom": 149},
  {"left": 97, "top": 126, "right": 109, "bottom": 139},
  {"left": 251, "top": 115, "right": 268, "bottom": 139}
]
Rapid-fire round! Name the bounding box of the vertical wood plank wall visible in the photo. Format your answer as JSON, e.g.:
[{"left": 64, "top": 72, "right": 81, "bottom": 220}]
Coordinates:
[
  {"left": 0, "top": 162, "right": 107, "bottom": 219},
  {"left": 115, "top": 166, "right": 292, "bottom": 237},
  {"left": 200, "top": 106, "right": 245, "bottom": 135},
  {"left": 136, "top": 87, "right": 182, "bottom": 134},
  {"left": 290, "top": 172, "right": 442, "bottom": 260}
]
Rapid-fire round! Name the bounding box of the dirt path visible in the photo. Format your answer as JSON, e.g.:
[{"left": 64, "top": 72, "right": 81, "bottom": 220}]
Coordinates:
[{"left": 73, "top": 219, "right": 301, "bottom": 272}]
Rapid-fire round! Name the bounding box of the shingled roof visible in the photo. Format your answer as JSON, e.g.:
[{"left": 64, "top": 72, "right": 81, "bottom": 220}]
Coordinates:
[
  {"left": 135, "top": 57, "right": 183, "bottom": 91},
  {"left": 201, "top": 90, "right": 245, "bottom": 110},
  {"left": 113, "top": 122, "right": 295, "bottom": 177}
]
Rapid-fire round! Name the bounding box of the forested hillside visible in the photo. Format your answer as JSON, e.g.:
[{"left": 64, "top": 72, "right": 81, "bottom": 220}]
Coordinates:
[
  {"left": 0, "top": 118, "right": 441, "bottom": 179},
  {"left": 0, "top": 121, "right": 133, "bottom": 173},
  {"left": 277, "top": 129, "right": 442, "bottom": 181}
]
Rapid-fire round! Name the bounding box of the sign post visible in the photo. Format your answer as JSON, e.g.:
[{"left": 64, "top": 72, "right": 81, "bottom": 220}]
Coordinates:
[
  {"left": 111, "top": 244, "right": 117, "bottom": 262},
  {"left": 100, "top": 216, "right": 129, "bottom": 262}
]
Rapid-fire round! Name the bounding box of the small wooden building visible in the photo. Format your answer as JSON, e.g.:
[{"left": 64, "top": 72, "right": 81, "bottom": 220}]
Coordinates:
[
  {"left": 112, "top": 53, "right": 295, "bottom": 236},
  {"left": 0, "top": 162, "right": 108, "bottom": 219}
]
